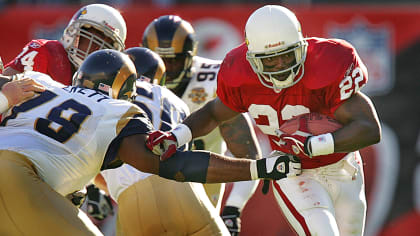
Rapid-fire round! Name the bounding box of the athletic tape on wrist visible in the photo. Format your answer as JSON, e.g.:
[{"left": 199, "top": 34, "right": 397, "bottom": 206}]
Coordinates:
[
  {"left": 249, "top": 160, "right": 259, "bottom": 180},
  {"left": 0, "top": 91, "right": 10, "bottom": 113},
  {"left": 171, "top": 124, "right": 192, "bottom": 147},
  {"left": 309, "top": 133, "right": 334, "bottom": 156}
]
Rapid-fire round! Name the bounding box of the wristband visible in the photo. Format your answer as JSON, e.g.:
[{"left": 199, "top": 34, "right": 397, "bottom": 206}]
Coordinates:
[
  {"left": 249, "top": 160, "right": 259, "bottom": 180},
  {"left": 308, "top": 133, "right": 334, "bottom": 156},
  {"left": 0, "top": 91, "right": 10, "bottom": 113},
  {"left": 171, "top": 124, "right": 192, "bottom": 147}
]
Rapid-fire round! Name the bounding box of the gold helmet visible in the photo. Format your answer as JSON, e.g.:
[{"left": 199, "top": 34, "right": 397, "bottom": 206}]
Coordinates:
[
  {"left": 142, "top": 15, "right": 197, "bottom": 90},
  {"left": 124, "top": 47, "right": 166, "bottom": 85},
  {"left": 73, "top": 49, "right": 137, "bottom": 102}
]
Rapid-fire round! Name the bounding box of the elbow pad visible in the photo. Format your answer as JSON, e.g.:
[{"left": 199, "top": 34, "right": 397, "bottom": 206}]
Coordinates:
[{"left": 159, "top": 150, "right": 210, "bottom": 183}]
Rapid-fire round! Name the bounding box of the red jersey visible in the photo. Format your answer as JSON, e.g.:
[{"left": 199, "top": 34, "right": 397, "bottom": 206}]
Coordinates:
[
  {"left": 5, "top": 39, "right": 73, "bottom": 85},
  {"left": 217, "top": 37, "right": 368, "bottom": 169}
]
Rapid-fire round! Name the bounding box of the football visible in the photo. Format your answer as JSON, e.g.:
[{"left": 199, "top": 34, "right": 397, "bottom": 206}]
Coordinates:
[{"left": 279, "top": 113, "right": 342, "bottom": 135}]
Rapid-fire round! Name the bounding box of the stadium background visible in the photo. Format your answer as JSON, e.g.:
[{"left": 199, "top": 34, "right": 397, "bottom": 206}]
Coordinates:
[{"left": 0, "top": 1, "right": 419, "bottom": 235}]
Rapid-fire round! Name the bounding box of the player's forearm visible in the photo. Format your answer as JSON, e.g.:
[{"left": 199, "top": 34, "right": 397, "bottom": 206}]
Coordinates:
[
  {"left": 158, "top": 150, "right": 253, "bottom": 183},
  {"left": 170, "top": 98, "right": 239, "bottom": 147},
  {"left": 219, "top": 113, "right": 261, "bottom": 160},
  {"left": 158, "top": 150, "right": 301, "bottom": 183},
  {"left": 206, "top": 152, "right": 253, "bottom": 182},
  {"left": 183, "top": 99, "right": 226, "bottom": 139},
  {"left": 333, "top": 92, "right": 381, "bottom": 153},
  {"left": 333, "top": 119, "right": 381, "bottom": 152}
]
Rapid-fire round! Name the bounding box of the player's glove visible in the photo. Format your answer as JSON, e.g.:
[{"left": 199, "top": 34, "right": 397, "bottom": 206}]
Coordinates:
[
  {"left": 253, "top": 152, "right": 301, "bottom": 180},
  {"left": 146, "top": 130, "right": 178, "bottom": 161},
  {"left": 221, "top": 206, "right": 241, "bottom": 236},
  {"left": 66, "top": 189, "right": 87, "bottom": 208},
  {"left": 278, "top": 133, "right": 312, "bottom": 159},
  {"left": 86, "top": 185, "right": 114, "bottom": 221}
]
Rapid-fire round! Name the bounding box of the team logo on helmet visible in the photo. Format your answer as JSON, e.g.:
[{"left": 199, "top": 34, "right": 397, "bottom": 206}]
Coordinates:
[
  {"left": 104, "top": 22, "right": 118, "bottom": 33},
  {"left": 188, "top": 87, "right": 208, "bottom": 104},
  {"left": 265, "top": 41, "right": 285, "bottom": 49},
  {"left": 73, "top": 7, "right": 87, "bottom": 20}
]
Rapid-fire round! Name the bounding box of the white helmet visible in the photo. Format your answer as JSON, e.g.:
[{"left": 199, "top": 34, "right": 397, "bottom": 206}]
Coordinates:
[
  {"left": 60, "top": 4, "right": 127, "bottom": 69},
  {"left": 245, "top": 5, "right": 307, "bottom": 92}
]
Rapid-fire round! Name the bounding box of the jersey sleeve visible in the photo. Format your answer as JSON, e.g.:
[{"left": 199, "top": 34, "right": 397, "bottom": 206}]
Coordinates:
[
  {"left": 216, "top": 55, "right": 248, "bottom": 113},
  {"left": 5, "top": 40, "right": 48, "bottom": 74},
  {"left": 101, "top": 106, "right": 154, "bottom": 170},
  {"left": 317, "top": 41, "right": 369, "bottom": 114}
]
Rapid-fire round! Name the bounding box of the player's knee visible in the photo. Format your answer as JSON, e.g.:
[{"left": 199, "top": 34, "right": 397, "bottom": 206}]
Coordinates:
[
  {"left": 302, "top": 208, "right": 339, "bottom": 236},
  {"left": 338, "top": 209, "right": 365, "bottom": 236}
]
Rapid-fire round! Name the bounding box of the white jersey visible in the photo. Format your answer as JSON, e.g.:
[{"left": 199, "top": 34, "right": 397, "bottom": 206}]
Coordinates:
[
  {"left": 0, "top": 71, "right": 153, "bottom": 196},
  {"left": 101, "top": 81, "right": 190, "bottom": 201},
  {"left": 180, "top": 56, "right": 225, "bottom": 154}
]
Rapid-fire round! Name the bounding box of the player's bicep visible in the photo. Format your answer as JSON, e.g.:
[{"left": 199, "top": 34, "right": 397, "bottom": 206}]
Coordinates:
[
  {"left": 334, "top": 91, "right": 380, "bottom": 127},
  {"left": 210, "top": 97, "right": 240, "bottom": 123}
]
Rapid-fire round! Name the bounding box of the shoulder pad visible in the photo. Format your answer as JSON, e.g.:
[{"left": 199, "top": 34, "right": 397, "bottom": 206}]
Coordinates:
[{"left": 303, "top": 38, "right": 356, "bottom": 90}]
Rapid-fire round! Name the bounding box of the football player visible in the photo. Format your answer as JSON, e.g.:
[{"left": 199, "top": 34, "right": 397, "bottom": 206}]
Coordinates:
[
  {"left": 0, "top": 49, "right": 300, "bottom": 235},
  {"left": 146, "top": 5, "right": 382, "bottom": 236},
  {"left": 96, "top": 47, "right": 230, "bottom": 235},
  {"left": 142, "top": 16, "right": 261, "bottom": 226},
  {"left": 2, "top": 3, "right": 126, "bottom": 86}
]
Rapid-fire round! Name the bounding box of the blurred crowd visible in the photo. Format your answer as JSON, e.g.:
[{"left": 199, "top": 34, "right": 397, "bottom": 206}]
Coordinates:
[{"left": 1, "top": 0, "right": 420, "bottom": 7}]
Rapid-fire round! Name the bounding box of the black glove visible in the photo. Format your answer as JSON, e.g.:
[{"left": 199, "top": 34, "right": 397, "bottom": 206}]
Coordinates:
[
  {"left": 221, "top": 206, "right": 241, "bottom": 236},
  {"left": 66, "top": 189, "right": 87, "bottom": 208},
  {"left": 256, "top": 152, "right": 301, "bottom": 180},
  {"left": 86, "top": 185, "right": 114, "bottom": 220},
  {"left": 261, "top": 179, "right": 271, "bottom": 195}
]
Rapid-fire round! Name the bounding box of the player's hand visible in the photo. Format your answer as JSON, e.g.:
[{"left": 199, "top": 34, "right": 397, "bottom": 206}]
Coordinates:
[
  {"left": 86, "top": 185, "right": 114, "bottom": 221},
  {"left": 221, "top": 206, "right": 241, "bottom": 236},
  {"left": 256, "top": 152, "right": 301, "bottom": 180},
  {"left": 278, "top": 133, "right": 312, "bottom": 159},
  {"left": 146, "top": 130, "right": 178, "bottom": 161},
  {"left": 2, "top": 78, "right": 45, "bottom": 106}
]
